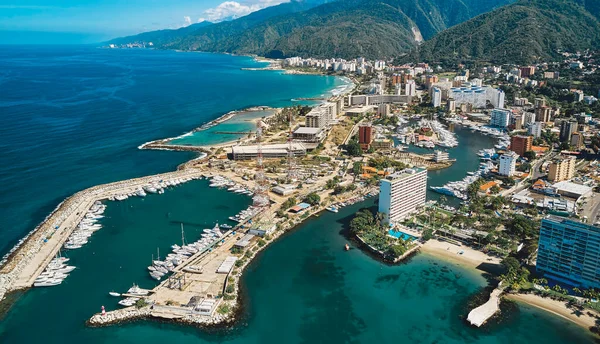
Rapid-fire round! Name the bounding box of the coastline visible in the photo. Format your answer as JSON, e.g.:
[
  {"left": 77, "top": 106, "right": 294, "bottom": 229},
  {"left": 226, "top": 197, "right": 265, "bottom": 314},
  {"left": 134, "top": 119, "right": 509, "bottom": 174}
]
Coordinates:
[
  {"left": 420, "top": 239, "right": 501, "bottom": 272},
  {"left": 506, "top": 293, "right": 598, "bottom": 330},
  {"left": 138, "top": 106, "right": 275, "bottom": 152}
]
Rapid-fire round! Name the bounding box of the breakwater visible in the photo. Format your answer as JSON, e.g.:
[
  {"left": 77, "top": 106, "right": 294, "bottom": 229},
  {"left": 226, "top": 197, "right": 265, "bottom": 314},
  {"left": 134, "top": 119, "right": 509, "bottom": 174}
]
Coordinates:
[{"left": 0, "top": 169, "right": 210, "bottom": 302}]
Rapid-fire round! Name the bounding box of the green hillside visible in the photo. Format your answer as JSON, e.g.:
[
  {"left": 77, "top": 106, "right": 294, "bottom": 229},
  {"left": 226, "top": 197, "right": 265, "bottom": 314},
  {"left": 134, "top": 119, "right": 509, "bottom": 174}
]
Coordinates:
[
  {"left": 111, "top": 0, "right": 511, "bottom": 59},
  {"left": 406, "top": 0, "right": 600, "bottom": 64}
]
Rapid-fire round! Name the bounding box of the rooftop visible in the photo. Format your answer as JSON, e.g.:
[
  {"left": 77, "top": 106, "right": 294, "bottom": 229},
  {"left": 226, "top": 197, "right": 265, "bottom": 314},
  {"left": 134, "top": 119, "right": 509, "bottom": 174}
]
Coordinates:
[
  {"left": 294, "top": 127, "right": 323, "bottom": 135},
  {"left": 552, "top": 181, "right": 592, "bottom": 196}
]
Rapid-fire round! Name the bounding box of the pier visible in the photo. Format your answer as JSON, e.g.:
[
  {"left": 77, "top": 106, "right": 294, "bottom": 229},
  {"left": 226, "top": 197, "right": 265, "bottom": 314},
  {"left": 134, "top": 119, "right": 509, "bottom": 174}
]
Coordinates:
[
  {"left": 0, "top": 168, "right": 209, "bottom": 300},
  {"left": 466, "top": 282, "right": 504, "bottom": 327}
]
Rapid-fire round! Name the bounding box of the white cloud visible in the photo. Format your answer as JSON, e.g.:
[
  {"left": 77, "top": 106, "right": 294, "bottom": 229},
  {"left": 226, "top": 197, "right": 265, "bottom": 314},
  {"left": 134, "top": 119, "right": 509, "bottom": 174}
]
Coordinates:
[
  {"left": 197, "top": 0, "right": 289, "bottom": 23},
  {"left": 183, "top": 16, "right": 192, "bottom": 26}
]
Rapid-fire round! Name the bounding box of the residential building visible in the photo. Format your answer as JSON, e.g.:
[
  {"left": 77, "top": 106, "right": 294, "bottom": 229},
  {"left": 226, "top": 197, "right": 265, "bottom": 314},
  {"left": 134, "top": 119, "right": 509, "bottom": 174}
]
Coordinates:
[
  {"left": 449, "top": 85, "right": 504, "bottom": 109},
  {"left": 446, "top": 98, "right": 456, "bottom": 113},
  {"left": 544, "top": 71, "right": 560, "bottom": 79},
  {"left": 514, "top": 97, "right": 529, "bottom": 106},
  {"left": 560, "top": 120, "right": 578, "bottom": 142},
  {"left": 358, "top": 125, "right": 373, "bottom": 150},
  {"left": 425, "top": 75, "right": 439, "bottom": 88},
  {"left": 377, "top": 104, "right": 391, "bottom": 117},
  {"left": 499, "top": 152, "right": 518, "bottom": 176},
  {"left": 537, "top": 216, "right": 600, "bottom": 289},
  {"left": 510, "top": 135, "right": 533, "bottom": 156},
  {"left": 534, "top": 98, "right": 546, "bottom": 109},
  {"left": 378, "top": 168, "right": 427, "bottom": 223},
  {"left": 574, "top": 90, "right": 584, "bottom": 102},
  {"left": 490, "top": 108, "right": 511, "bottom": 128},
  {"left": 535, "top": 106, "right": 552, "bottom": 123},
  {"left": 529, "top": 122, "right": 544, "bottom": 138},
  {"left": 520, "top": 66, "right": 536, "bottom": 78},
  {"left": 432, "top": 87, "right": 442, "bottom": 107},
  {"left": 405, "top": 80, "right": 416, "bottom": 96},
  {"left": 523, "top": 112, "right": 535, "bottom": 125},
  {"left": 571, "top": 132, "right": 583, "bottom": 150},
  {"left": 548, "top": 156, "right": 576, "bottom": 182}
]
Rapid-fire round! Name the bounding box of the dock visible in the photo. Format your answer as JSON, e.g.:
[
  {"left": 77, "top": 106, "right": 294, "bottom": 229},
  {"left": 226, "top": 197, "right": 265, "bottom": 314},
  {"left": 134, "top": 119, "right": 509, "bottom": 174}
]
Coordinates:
[
  {"left": 466, "top": 282, "right": 504, "bottom": 327},
  {"left": 0, "top": 168, "right": 209, "bottom": 301}
]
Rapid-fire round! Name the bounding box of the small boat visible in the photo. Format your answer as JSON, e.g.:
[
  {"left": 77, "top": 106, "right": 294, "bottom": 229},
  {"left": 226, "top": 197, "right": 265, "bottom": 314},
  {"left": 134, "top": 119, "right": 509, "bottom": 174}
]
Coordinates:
[
  {"left": 109, "top": 291, "right": 121, "bottom": 297},
  {"left": 344, "top": 244, "right": 350, "bottom": 251},
  {"left": 326, "top": 206, "right": 339, "bottom": 213},
  {"left": 220, "top": 224, "right": 233, "bottom": 229}
]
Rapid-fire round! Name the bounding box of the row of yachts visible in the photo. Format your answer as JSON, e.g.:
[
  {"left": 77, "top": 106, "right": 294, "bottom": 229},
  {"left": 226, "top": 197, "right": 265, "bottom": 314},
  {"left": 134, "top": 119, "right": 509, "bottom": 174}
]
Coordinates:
[
  {"left": 209, "top": 175, "right": 254, "bottom": 196},
  {"left": 420, "top": 119, "right": 459, "bottom": 148},
  {"left": 147, "top": 224, "right": 225, "bottom": 281},
  {"left": 34, "top": 257, "right": 75, "bottom": 287},
  {"left": 63, "top": 201, "right": 106, "bottom": 250},
  {"left": 109, "top": 176, "right": 200, "bottom": 201},
  {"left": 430, "top": 161, "right": 495, "bottom": 200}
]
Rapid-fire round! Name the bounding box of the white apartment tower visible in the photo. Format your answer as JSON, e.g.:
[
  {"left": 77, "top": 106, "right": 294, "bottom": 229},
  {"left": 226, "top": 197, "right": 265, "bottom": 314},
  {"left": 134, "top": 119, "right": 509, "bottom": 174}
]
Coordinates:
[
  {"left": 378, "top": 168, "right": 428, "bottom": 223},
  {"left": 529, "top": 122, "right": 544, "bottom": 138},
  {"left": 499, "top": 152, "right": 518, "bottom": 177}
]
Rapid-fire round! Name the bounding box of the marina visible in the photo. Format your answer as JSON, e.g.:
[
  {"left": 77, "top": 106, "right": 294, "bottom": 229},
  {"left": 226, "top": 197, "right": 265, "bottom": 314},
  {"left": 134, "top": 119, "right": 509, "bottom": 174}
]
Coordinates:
[{"left": 0, "top": 169, "right": 208, "bottom": 298}]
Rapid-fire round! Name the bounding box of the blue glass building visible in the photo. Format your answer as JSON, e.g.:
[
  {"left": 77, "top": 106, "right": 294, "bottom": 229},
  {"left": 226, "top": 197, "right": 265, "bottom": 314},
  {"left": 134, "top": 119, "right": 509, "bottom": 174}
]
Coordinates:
[{"left": 537, "top": 216, "right": 600, "bottom": 288}]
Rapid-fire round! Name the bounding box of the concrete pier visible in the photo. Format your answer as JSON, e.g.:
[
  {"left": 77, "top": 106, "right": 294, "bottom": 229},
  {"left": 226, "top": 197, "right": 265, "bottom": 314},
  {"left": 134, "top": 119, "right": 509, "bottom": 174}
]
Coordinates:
[{"left": 467, "top": 282, "right": 504, "bottom": 327}]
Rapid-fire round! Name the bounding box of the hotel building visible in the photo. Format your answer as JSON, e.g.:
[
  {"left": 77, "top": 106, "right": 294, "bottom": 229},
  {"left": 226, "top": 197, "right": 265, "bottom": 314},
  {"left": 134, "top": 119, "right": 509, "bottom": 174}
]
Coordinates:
[
  {"left": 537, "top": 216, "right": 600, "bottom": 289},
  {"left": 378, "top": 168, "right": 427, "bottom": 223}
]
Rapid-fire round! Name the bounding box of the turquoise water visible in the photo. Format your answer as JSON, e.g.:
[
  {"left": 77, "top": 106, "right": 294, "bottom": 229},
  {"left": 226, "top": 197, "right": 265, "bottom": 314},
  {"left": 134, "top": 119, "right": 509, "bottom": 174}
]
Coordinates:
[
  {"left": 0, "top": 196, "right": 594, "bottom": 343},
  {"left": 0, "top": 46, "right": 595, "bottom": 343},
  {"left": 171, "top": 109, "right": 275, "bottom": 147}
]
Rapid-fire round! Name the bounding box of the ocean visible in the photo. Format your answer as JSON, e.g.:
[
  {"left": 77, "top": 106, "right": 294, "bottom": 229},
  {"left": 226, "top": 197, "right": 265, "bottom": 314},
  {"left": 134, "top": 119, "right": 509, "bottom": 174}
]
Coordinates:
[
  {"left": 0, "top": 46, "right": 594, "bottom": 343},
  {"left": 0, "top": 45, "right": 344, "bottom": 257}
]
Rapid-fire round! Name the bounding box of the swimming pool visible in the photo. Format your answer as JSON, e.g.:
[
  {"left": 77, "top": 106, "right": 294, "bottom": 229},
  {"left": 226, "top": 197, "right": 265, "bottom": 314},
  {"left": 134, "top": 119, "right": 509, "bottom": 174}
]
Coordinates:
[{"left": 388, "top": 230, "right": 417, "bottom": 241}]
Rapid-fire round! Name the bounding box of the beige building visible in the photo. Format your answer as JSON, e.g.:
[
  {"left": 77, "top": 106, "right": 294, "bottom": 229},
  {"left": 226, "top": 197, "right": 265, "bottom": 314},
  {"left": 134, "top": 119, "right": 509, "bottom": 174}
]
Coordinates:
[{"left": 548, "top": 156, "right": 576, "bottom": 182}]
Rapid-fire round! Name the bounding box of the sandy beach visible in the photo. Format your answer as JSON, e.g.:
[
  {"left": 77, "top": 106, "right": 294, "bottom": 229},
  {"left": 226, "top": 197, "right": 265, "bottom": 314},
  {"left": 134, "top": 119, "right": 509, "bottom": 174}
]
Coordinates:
[
  {"left": 506, "top": 293, "right": 599, "bottom": 330},
  {"left": 420, "top": 239, "right": 501, "bottom": 271}
]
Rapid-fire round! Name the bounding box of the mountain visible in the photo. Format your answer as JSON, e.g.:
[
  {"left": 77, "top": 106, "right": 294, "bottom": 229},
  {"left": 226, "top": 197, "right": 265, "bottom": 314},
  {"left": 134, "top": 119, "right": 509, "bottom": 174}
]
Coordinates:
[
  {"left": 406, "top": 0, "right": 600, "bottom": 64},
  {"left": 110, "top": 0, "right": 512, "bottom": 59},
  {"left": 109, "top": 0, "right": 329, "bottom": 47}
]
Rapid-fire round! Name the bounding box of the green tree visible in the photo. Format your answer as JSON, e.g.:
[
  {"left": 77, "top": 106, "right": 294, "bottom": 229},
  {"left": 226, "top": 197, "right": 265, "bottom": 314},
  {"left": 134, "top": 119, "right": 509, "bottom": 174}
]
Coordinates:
[
  {"left": 304, "top": 192, "right": 321, "bottom": 206},
  {"left": 523, "top": 151, "right": 536, "bottom": 160},
  {"left": 344, "top": 140, "right": 363, "bottom": 157}
]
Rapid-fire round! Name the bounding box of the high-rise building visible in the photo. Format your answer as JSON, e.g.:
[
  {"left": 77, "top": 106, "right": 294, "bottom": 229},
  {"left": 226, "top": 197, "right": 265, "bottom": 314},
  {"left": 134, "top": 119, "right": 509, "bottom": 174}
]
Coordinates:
[
  {"left": 535, "top": 106, "right": 552, "bottom": 122},
  {"left": 405, "top": 80, "right": 416, "bottom": 96},
  {"left": 571, "top": 132, "right": 583, "bottom": 150},
  {"left": 510, "top": 135, "right": 533, "bottom": 156},
  {"left": 528, "top": 122, "right": 544, "bottom": 138},
  {"left": 534, "top": 97, "right": 546, "bottom": 109},
  {"left": 560, "top": 120, "right": 578, "bottom": 142},
  {"left": 548, "top": 156, "right": 576, "bottom": 182},
  {"left": 499, "top": 152, "right": 518, "bottom": 177},
  {"left": 446, "top": 98, "right": 456, "bottom": 113},
  {"left": 378, "top": 168, "right": 427, "bottom": 223},
  {"left": 425, "top": 75, "right": 439, "bottom": 88},
  {"left": 432, "top": 87, "right": 442, "bottom": 107},
  {"left": 490, "top": 108, "right": 511, "bottom": 128},
  {"left": 537, "top": 216, "right": 600, "bottom": 289},
  {"left": 358, "top": 125, "right": 373, "bottom": 150},
  {"left": 520, "top": 66, "right": 536, "bottom": 78}
]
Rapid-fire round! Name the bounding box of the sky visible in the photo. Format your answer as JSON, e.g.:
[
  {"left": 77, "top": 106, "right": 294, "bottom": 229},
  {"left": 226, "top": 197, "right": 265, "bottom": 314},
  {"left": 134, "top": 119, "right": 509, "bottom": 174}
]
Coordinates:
[{"left": 0, "top": 0, "right": 290, "bottom": 44}]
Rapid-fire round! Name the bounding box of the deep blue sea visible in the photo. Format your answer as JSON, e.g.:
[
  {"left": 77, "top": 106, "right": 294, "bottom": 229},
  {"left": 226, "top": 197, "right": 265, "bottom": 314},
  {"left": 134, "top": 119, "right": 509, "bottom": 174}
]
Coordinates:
[
  {"left": 0, "top": 45, "right": 343, "bottom": 257},
  {"left": 0, "top": 46, "right": 595, "bottom": 343}
]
